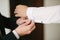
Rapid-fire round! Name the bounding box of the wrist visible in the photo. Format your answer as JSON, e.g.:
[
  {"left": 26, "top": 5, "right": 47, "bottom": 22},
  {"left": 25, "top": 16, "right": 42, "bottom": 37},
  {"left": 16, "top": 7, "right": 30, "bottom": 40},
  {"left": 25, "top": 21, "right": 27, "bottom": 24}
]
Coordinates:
[
  {"left": 15, "top": 28, "right": 20, "bottom": 36},
  {"left": 15, "top": 28, "right": 24, "bottom": 36}
]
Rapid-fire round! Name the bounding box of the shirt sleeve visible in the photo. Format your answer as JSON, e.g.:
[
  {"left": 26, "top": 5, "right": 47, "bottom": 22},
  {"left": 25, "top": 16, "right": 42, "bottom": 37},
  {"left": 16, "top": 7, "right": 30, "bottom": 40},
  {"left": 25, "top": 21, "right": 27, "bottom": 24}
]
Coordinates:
[
  {"left": 26, "top": 5, "right": 60, "bottom": 24},
  {"left": 12, "top": 30, "right": 20, "bottom": 39}
]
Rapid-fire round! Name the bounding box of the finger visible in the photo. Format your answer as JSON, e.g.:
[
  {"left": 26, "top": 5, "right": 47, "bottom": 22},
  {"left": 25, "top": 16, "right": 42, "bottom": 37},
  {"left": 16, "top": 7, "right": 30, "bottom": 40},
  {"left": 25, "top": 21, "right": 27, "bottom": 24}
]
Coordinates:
[
  {"left": 14, "top": 9, "right": 19, "bottom": 17},
  {"left": 16, "top": 18, "right": 26, "bottom": 25},
  {"left": 14, "top": 9, "right": 16, "bottom": 13},
  {"left": 26, "top": 20, "right": 35, "bottom": 31},
  {"left": 21, "top": 20, "right": 31, "bottom": 26},
  {"left": 27, "top": 25, "right": 36, "bottom": 34},
  {"left": 28, "top": 20, "right": 35, "bottom": 28},
  {"left": 29, "top": 21, "right": 35, "bottom": 31},
  {"left": 17, "top": 18, "right": 31, "bottom": 25},
  {"left": 14, "top": 8, "right": 18, "bottom": 14},
  {"left": 30, "top": 25, "right": 36, "bottom": 32}
]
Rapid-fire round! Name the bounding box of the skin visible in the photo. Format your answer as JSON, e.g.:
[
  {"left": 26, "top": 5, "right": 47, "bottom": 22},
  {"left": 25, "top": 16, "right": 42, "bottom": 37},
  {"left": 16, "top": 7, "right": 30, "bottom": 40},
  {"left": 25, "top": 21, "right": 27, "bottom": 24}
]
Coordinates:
[
  {"left": 14, "top": 5, "right": 36, "bottom": 36},
  {"left": 15, "top": 19, "right": 35, "bottom": 36},
  {"left": 14, "top": 5, "right": 28, "bottom": 18}
]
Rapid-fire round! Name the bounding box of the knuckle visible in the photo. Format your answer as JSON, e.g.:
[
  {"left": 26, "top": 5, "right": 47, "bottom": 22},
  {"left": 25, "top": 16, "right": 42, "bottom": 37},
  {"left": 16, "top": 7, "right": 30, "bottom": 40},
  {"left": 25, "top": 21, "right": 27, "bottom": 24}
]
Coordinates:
[
  {"left": 27, "top": 31, "right": 31, "bottom": 34},
  {"left": 34, "top": 26, "right": 36, "bottom": 28},
  {"left": 27, "top": 28, "right": 30, "bottom": 30},
  {"left": 28, "top": 27, "right": 31, "bottom": 30}
]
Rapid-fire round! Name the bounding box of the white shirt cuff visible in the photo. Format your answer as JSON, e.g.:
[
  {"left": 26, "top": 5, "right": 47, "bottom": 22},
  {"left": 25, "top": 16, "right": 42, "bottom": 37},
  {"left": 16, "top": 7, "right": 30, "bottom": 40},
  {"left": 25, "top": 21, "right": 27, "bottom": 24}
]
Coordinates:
[
  {"left": 26, "top": 7, "right": 42, "bottom": 23},
  {"left": 12, "top": 30, "right": 20, "bottom": 39},
  {"left": 26, "top": 7, "right": 34, "bottom": 20}
]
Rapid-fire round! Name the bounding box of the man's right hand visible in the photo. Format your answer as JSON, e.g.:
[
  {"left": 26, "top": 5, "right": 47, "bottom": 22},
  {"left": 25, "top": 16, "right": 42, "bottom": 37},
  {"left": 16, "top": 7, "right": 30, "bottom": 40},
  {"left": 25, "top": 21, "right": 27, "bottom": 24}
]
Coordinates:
[{"left": 15, "top": 18, "right": 35, "bottom": 36}]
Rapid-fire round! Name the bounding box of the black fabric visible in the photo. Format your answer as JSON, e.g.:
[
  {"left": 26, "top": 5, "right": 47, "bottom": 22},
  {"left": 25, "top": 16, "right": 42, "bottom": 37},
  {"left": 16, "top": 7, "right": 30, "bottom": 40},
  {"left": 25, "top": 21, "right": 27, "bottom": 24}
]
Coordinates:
[
  {"left": 0, "top": 13, "right": 17, "bottom": 30},
  {"left": 0, "top": 12, "right": 30, "bottom": 40},
  {"left": 0, "top": 13, "right": 18, "bottom": 40},
  {"left": 0, "top": 32, "right": 17, "bottom": 40}
]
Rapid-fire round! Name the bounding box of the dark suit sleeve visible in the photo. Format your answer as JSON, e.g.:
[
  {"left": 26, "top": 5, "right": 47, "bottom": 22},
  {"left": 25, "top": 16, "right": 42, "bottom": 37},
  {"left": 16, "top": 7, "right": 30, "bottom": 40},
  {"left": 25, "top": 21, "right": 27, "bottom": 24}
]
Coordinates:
[
  {"left": 0, "top": 32, "right": 18, "bottom": 40},
  {"left": 0, "top": 13, "right": 17, "bottom": 30}
]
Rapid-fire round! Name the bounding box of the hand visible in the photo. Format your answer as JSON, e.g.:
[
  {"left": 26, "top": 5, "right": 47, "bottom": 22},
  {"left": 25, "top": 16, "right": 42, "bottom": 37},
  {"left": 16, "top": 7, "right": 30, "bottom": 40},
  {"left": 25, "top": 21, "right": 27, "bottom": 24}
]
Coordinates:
[
  {"left": 15, "top": 18, "right": 35, "bottom": 36},
  {"left": 14, "top": 5, "right": 28, "bottom": 18},
  {"left": 16, "top": 18, "right": 30, "bottom": 25}
]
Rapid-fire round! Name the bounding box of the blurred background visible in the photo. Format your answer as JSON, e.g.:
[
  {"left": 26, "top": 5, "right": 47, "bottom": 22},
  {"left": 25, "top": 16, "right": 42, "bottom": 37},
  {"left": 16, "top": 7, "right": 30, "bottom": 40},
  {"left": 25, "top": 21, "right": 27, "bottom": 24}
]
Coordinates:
[{"left": 0, "top": 0, "right": 60, "bottom": 40}]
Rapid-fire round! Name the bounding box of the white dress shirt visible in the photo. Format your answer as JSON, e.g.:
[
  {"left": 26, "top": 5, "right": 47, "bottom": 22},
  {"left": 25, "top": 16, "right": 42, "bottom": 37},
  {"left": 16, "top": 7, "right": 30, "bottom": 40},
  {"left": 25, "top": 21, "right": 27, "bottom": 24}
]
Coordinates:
[{"left": 27, "top": 5, "right": 60, "bottom": 24}]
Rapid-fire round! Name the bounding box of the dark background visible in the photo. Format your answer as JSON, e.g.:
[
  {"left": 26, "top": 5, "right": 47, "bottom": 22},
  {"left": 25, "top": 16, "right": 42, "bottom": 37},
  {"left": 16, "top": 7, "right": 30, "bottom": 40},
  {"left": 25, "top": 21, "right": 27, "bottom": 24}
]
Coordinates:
[{"left": 10, "top": 0, "right": 44, "bottom": 40}]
